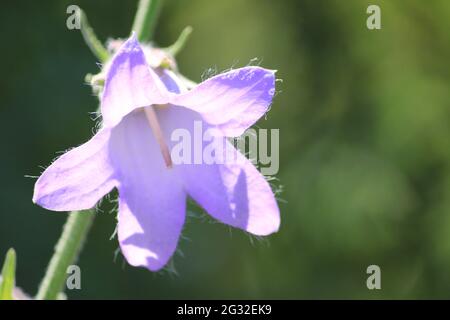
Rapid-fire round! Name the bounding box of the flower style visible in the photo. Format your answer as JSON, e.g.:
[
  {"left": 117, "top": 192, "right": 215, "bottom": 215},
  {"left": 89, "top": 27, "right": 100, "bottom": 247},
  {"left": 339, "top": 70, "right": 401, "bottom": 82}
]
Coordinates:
[{"left": 33, "top": 34, "right": 280, "bottom": 271}]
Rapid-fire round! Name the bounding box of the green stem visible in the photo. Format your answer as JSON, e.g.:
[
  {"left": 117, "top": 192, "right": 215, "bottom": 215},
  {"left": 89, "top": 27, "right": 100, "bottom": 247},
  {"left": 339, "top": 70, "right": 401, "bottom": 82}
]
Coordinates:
[
  {"left": 80, "top": 10, "right": 109, "bottom": 63},
  {"left": 132, "top": 0, "right": 164, "bottom": 42},
  {"left": 0, "top": 248, "right": 16, "bottom": 300},
  {"left": 36, "top": 210, "right": 95, "bottom": 300},
  {"left": 166, "top": 26, "right": 193, "bottom": 56}
]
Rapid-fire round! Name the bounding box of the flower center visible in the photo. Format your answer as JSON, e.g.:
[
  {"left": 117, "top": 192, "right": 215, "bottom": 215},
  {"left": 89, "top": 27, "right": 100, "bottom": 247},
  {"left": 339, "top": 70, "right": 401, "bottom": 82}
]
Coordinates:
[{"left": 143, "top": 106, "right": 173, "bottom": 169}]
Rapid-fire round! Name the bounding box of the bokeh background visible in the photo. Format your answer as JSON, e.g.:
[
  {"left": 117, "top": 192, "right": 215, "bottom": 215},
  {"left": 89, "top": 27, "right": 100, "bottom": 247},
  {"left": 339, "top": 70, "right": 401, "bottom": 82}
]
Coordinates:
[{"left": 1, "top": 0, "right": 450, "bottom": 299}]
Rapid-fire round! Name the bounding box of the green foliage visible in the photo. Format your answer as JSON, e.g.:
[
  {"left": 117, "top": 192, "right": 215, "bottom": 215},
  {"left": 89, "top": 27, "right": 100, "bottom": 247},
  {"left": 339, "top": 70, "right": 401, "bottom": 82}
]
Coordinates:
[{"left": 0, "top": 249, "right": 16, "bottom": 300}]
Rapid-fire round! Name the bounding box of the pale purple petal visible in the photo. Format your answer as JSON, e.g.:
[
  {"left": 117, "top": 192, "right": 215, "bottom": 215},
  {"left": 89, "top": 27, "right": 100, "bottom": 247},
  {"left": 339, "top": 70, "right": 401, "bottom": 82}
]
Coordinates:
[
  {"left": 110, "top": 111, "right": 186, "bottom": 271},
  {"left": 184, "top": 140, "right": 280, "bottom": 235},
  {"left": 172, "top": 67, "right": 276, "bottom": 137},
  {"left": 158, "top": 106, "right": 280, "bottom": 236},
  {"left": 101, "top": 34, "right": 171, "bottom": 128},
  {"left": 33, "top": 129, "right": 116, "bottom": 211}
]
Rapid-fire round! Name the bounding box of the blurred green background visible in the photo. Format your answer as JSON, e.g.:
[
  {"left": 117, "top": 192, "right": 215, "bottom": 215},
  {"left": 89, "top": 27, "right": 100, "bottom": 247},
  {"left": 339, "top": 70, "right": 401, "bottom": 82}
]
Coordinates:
[{"left": 1, "top": 0, "right": 450, "bottom": 299}]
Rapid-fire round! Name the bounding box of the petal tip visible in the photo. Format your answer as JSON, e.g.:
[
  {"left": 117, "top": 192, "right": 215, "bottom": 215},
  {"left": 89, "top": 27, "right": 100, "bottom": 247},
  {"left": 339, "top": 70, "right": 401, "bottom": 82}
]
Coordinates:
[
  {"left": 246, "top": 206, "right": 281, "bottom": 236},
  {"left": 31, "top": 194, "right": 39, "bottom": 206},
  {"left": 121, "top": 248, "right": 170, "bottom": 272},
  {"left": 121, "top": 32, "right": 142, "bottom": 53},
  {"left": 32, "top": 179, "right": 44, "bottom": 206},
  {"left": 250, "top": 220, "right": 280, "bottom": 237}
]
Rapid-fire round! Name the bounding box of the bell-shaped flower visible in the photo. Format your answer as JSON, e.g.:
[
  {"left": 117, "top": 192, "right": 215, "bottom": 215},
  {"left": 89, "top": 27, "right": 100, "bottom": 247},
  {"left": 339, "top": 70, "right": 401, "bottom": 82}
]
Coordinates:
[{"left": 33, "top": 34, "right": 280, "bottom": 271}]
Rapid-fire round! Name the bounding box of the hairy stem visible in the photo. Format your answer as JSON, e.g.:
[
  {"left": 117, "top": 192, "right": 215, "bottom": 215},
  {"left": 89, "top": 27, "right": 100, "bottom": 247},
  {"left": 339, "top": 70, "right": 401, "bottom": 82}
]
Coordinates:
[
  {"left": 80, "top": 10, "right": 109, "bottom": 63},
  {"left": 36, "top": 210, "right": 95, "bottom": 300}
]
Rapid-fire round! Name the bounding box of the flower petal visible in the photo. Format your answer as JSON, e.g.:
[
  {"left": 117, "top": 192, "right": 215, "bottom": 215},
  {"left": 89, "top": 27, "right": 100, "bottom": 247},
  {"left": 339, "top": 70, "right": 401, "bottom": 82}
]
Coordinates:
[
  {"left": 33, "top": 129, "right": 116, "bottom": 211},
  {"left": 185, "top": 140, "right": 280, "bottom": 235},
  {"left": 172, "top": 67, "right": 276, "bottom": 137},
  {"left": 159, "top": 106, "right": 280, "bottom": 236},
  {"left": 101, "top": 34, "right": 171, "bottom": 128},
  {"left": 110, "top": 111, "right": 186, "bottom": 271}
]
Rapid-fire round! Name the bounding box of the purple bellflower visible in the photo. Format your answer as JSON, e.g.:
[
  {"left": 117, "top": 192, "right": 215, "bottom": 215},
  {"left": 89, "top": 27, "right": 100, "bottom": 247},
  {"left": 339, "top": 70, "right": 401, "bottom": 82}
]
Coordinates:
[{"left": 33, "top": 34, "right": 280, "bottom": 271}]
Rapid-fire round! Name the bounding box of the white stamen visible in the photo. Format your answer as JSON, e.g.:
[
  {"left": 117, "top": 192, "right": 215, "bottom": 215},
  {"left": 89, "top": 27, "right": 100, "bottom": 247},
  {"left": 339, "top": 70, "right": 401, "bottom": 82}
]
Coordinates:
[{"left": 144, "top": 106, "right": 173, "bottom": 168}]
